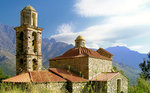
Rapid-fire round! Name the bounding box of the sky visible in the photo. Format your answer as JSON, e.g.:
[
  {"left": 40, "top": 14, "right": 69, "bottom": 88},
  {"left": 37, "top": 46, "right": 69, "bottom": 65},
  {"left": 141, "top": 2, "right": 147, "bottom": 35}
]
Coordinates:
[{"left": 0, "top": 0, "right": 150, "bottom": 54}]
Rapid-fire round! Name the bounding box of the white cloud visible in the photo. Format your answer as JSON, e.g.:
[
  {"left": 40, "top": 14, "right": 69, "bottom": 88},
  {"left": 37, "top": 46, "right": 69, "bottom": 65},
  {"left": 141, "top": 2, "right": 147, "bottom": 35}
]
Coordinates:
[
  {"left": 129, "top": 45, "right": 143, "bottom": 51},
  {"left": 112, "top": 42, "right": 127, "bottom": 47},
  {"left": 57, "top": 23, "right": 73, "bottom": 34},
  {"left": 50, "top": 23, "right": 78, "bottom": 44},
  {"left": 50, "top": 12, "right": 150, "bottom": 52},
  {"left": 74, "top": 0, "right": 148, "bottom": 17},
  {"left": 50, "top": 0, "right": 150, "bottom": 53}
]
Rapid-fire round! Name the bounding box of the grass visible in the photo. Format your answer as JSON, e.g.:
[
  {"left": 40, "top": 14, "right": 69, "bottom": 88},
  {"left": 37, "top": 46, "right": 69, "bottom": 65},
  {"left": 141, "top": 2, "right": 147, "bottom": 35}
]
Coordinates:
[{"left": 0, "top": 83, "right": 68, "bottom": 93}]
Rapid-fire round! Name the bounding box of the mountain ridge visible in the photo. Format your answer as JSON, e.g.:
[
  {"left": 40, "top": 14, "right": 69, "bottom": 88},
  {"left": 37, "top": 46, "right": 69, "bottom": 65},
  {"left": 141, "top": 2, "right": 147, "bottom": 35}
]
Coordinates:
[{"left": 106, "top": 46, "right": 147, "bottom": 69}]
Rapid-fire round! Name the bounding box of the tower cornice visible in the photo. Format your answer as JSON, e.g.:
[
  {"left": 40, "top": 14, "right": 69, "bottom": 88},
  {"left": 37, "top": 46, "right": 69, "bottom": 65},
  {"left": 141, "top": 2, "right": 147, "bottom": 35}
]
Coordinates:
[{"left": 14, "top": 25, "right": 43, "bottom": 31}]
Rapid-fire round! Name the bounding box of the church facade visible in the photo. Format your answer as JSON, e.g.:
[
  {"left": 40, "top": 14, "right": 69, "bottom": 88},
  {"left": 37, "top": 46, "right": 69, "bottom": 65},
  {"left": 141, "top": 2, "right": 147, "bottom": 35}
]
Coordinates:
[{"left": 3, "top": 6, "right": 128, "bottom": 93}]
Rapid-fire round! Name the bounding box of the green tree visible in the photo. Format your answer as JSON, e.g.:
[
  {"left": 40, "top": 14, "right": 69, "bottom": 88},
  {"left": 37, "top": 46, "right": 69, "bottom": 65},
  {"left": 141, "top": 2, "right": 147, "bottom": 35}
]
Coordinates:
[
  {"left": 128, "top": 77, "right": 150, "bottom": 93},
  {"left": 0, "top": 68, "right": 9, "bottom": 82},
  {"left": 139, "top": 52, "right": 150, "bottom": 80}
]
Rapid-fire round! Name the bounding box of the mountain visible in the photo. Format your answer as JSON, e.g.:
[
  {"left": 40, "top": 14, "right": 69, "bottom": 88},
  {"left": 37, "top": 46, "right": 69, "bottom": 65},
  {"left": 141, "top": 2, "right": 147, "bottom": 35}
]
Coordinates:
[
  {"left": 0, "top": 23, "right": 141, "bottom": 85},
  {"left": 106, "top": 46, "right": 147, "bottom": 69},
  {"left": 42, "top": 38, "right": 73, "bottom": 67},
  {"left": 0, "top": 24, "right": 16, "bottom": 54},
  {"left": 0, "top": 49, "right": 16, "bottom": 76}
]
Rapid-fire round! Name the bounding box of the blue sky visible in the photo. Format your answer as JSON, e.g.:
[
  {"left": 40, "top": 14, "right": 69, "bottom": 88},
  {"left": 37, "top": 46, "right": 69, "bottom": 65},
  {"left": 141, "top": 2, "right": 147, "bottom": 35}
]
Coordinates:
[{"left": 0, "top": 0, "right": 150, "bottom": 53}]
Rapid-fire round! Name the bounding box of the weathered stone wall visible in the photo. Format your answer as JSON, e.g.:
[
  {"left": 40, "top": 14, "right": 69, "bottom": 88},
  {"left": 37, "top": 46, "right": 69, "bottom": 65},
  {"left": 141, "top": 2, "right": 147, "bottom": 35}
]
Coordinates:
[
  {"left": 16, "top": 28, "right": 42, "bottom": 75},
  {"left": 35, "top": 82, "right": 66, "bottom": 92},
  {"left": 72, "top": 82, "right": 87, "bottom": 93},
  {"left": 107, "top": 73, "right": 128, "bottom": 93},
  {"left": 50, "top": 57, "right": 113, "bottom": 79},
  {"left": 88, "top": 57, "right": 113, "bottom": 79},
  {"left": 50, "top": 57, "right": 89, "bottom": 78}
]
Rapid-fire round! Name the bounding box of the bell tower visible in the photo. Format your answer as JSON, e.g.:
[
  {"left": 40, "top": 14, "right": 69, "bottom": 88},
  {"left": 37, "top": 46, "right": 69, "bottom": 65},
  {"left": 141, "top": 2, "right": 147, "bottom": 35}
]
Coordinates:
[{"left": 14, "top": 5, "right": 43, "bottom": 75}]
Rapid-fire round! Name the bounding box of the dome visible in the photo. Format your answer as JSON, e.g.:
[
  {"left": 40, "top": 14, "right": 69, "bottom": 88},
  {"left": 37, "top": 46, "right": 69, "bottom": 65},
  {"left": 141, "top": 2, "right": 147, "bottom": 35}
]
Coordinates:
[
  {"left": 75, "top": 35, "right": 85, "bottom": 41},
  {"left": 22, "top": 5, "right": 36, "bottom": 11}
]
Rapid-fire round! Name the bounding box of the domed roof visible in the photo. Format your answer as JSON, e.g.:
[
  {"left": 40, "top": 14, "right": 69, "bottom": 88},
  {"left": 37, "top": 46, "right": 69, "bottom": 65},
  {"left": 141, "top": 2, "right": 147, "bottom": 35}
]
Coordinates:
[
  {"left": 75, "top": 35, "right": 85, "bottom": 41},
  {"left": 50, "top": 47, "right": 112, "bottom": 61},
  {"left": 22, "top": 5, "right": 36, "bottom": 11}
]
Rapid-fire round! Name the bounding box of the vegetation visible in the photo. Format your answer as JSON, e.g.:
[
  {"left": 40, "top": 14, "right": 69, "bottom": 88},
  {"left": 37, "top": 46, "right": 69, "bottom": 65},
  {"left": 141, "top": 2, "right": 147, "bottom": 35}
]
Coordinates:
[
  {"left": 0, "top": 83, "right": 68, "bottom": 93},
  {"left": 0, "top": 68, "right": 9, "bottom": 82},
  {"left": 128, "top": 52, "right": 150, "bottom": 93},
  {"left": 139, "top": 52, "right": 150, "bottom": 80},
  {"left": 128, "top": 77, "right": 150, "bottom": 93}
]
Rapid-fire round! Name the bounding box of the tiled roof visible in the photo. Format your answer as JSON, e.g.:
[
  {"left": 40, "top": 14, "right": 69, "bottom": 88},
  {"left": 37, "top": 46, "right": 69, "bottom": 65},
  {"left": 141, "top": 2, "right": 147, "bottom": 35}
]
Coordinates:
[
  {"left": 90, "top": 72, "right": 119, "bottom": 81},
  {"left": 50, "top": 68, "right": 88, "bottom": 82},
  {"left": 3, "top": 72, "right": 31, "bottom": 83},
  {"left": 97, "top": 48, "right": 113, "bottom": 59},
  {"left": 3, "top": 70, "right": 66, "bottom": 83},
  {"left": 50, "top": 47, "right": 112, "bottom": 61}
]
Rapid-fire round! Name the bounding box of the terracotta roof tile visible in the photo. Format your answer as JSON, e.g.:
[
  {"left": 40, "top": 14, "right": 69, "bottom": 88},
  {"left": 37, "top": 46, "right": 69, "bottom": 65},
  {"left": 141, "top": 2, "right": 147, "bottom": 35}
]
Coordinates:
[
  {"left": 97, "top": 48, "right": 113, "bottom": 59},
  {"left": 3, "top": 72, "right": 31, "bottom": 83},
  {"left": 3, "top": 70, "right": 66, "bottom": 83},
  {"left": 90, "top": 72, "right": 119, "bottom": 81},
  {"left": 50, "top": 47, "right": 112, "bottom": 61},
  {"left": 50, "top": 68, "right": 88, "bottom": 82}
]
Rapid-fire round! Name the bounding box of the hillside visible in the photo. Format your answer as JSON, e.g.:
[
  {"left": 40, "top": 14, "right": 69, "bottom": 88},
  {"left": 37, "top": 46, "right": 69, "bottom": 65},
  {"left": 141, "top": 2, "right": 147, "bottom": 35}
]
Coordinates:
[{"left": 0, "top": 49, "right": 15, "bottom": 76}]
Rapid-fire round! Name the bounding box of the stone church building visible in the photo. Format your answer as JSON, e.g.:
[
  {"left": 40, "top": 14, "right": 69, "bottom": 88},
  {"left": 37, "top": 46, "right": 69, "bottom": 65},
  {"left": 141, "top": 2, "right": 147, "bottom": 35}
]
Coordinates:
[{"left": 3, "top": 6, "right": 128, "bottom": 93}]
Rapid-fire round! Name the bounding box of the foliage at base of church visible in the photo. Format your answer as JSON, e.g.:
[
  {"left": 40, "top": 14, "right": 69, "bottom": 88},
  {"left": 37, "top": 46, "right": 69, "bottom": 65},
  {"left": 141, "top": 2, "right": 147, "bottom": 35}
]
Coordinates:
[{"left": 0, "top": 68, "right": 9, "bottom": 82}]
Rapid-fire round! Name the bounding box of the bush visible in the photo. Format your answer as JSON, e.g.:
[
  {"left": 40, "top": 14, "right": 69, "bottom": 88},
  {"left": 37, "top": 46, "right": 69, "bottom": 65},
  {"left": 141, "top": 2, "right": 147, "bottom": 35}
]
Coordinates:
[{"left": 129, "top": 77, "right": 150, "bottom": 93}]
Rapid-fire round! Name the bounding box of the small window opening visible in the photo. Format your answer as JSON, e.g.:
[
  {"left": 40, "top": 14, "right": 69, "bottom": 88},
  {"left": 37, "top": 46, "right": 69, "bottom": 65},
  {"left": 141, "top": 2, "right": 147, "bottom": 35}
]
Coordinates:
[
  {"left": 32, "top": 32, "right": 37, "bottom": 53},
  {"left": 32, "top": 13, "right": 36, "bottom": 26},
  {"left": 20, "top": 32, "right": 24, "bottom": 52},
  {"left": 33, "top": 59, "right": 38, "bottom": 70}
]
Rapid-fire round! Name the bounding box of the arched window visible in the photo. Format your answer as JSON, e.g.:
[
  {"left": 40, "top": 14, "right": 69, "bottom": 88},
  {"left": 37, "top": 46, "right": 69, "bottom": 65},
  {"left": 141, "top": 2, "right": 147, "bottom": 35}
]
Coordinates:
[
  {"left": 117, "top": 79, "right": 121, "bottom": 93},
  {"left": 20, "top": 32, "right": 24, "bottom": 52},
  {"left": 32, "top": 32, "right": 37, "bottom": 53},
  {"left": 33, "top": 59, "right": 38, "bottom": 70},
  {"left": 32, "top": 13, "right": 36, "bottom": 26}
]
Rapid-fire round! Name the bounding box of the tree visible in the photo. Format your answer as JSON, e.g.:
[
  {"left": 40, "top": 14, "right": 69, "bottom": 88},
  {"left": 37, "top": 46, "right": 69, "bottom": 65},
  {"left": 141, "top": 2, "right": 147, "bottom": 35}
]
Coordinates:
[
  {"left": 0, "top": 68, "right": 9, "bottom": 82},
  {"left": 139, "top": 52, "right": 150, "bottom": 80}
]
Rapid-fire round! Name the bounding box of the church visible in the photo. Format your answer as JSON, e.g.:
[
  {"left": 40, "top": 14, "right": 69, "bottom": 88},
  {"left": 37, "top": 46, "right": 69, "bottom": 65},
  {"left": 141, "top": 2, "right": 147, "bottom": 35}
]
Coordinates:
[{"left": 3, "top": 5, "right": 128, "bottom": 93}]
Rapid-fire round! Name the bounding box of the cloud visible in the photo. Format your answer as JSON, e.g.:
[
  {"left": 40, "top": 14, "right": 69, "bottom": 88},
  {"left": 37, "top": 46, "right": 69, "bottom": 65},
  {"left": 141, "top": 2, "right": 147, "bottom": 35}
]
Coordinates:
[
  {"left": 112, "top": 42, "right": 127, "bottom": 47},
  {"left": 50, "top": 23, "right": 78, "bottom": 44},
  {"left": 50, "top": 1, "right": 150, "bottom": 53},
  {"left": 129, "top": 45, "right": 143, "bottom": 51},
  {"left": 74, "top": 0, "right": 148, "bottom": 17},
  {"left": 57, "top": 23, "right": 73, "bottom": 34},
  {"left": 50, "top": 12, "right": 150, "bottom": 52}
]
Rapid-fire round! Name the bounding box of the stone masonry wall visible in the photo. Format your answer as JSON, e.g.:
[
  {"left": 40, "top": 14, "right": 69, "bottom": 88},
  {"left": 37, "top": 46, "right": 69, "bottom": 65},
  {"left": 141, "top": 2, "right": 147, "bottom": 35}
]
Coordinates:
[
  {"left": 50, "top": 57, "right": 89, "bottom": 78},
  {"left": 72, "top": 82, "right": 87, "bottom": 93},
  {"left": 88, "top": 57, "right": 113, "bottom": 79},
  {"left": 16, "top": 29, "right": 42, "bottom": 75},
  {"left": 107, "top": 73, "right": 128, "bottom": 93}
]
